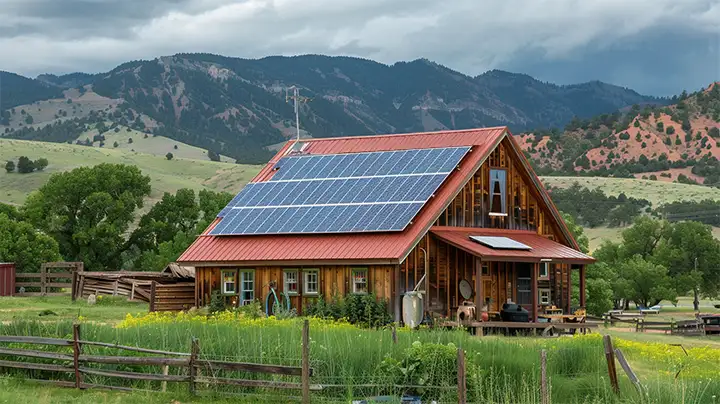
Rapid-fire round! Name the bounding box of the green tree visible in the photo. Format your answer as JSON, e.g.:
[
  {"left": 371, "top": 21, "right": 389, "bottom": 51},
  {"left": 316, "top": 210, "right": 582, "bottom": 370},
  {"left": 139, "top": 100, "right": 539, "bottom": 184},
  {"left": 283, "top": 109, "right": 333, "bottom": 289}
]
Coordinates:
[
  {"left": 166, "top": 152, "right": 174, "bottom": 160},
  {"left": 4, "top": 161, "right": 15, "bottom": 173},
  {"left": 561, "top": 212, "right": 589, "bottom": 253},
  {"left": 655, "top": 221, "right": 720, "bottom": 310},
  {"left": 207, "top": 149, "right": 220, "bottom": 162},
  {"left": 23, "top": 164, "right": 151, "bottom": 271},
  {"left": 135, "top": 231, "right": 195, "bottom": 272},
  {"left": 584, "top": 262, "right": 615, "bottom": 315},
  {"left": 619, "top": 255, "right": 676, "bottom": 308},
  {"left": 0, "top": 213, "right": 61, "bottom": 273},
  {"left": 16, "top": 156, "right": 35, "bottom": 173},
  {"left": 113, "top": 141, "right": 119, "bottom": 148},
  {"left": 620, "top": 217, "right": 666, "bottom": 259},
  {"left": 96, "top": 122, "right": 108, "bottom": 133},
  {"left": 129, "top": 189, "right": 200, "bottom": 254},
  {"left": 34, "top": 158, "right": 48, "bottom": 171}
]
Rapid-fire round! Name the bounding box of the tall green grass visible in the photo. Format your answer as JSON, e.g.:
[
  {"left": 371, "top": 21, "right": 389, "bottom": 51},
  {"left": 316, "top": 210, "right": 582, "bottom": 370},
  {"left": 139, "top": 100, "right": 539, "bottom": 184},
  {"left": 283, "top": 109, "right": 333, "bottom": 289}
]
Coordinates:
[{"left": 0, "top": 320, "right": 717, "bottom": 403}]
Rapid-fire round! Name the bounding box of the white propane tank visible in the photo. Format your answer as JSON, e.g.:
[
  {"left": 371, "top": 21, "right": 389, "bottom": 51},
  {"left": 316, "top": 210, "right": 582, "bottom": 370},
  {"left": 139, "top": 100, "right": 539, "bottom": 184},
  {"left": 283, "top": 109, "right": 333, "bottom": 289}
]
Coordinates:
[{"left": 402, "top": 291, "right": 424, "bottom": 328}]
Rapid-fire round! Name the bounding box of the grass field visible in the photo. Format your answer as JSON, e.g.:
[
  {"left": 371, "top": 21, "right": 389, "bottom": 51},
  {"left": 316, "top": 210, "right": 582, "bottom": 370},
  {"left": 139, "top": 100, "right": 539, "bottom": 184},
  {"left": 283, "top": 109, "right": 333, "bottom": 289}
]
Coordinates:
[
  {"left": 541, "top": 176, "right": 720, "bottom": 207},
  {"left": 0, "top": 139, "right": 262, "bottom": 208},
  {"left": 0, "top": 297, "right": 718, "bottom": 403}
]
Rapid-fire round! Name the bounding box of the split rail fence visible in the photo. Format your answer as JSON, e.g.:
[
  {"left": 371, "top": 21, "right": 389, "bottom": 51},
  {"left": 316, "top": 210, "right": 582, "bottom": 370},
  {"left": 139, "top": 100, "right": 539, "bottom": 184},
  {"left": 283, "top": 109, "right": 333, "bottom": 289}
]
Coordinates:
[
  {"left": 0, "top": 321, "right": 317, "bottom": 403},
  {"left": 14, "top": 262, "right": 82, "bottom": 297}
]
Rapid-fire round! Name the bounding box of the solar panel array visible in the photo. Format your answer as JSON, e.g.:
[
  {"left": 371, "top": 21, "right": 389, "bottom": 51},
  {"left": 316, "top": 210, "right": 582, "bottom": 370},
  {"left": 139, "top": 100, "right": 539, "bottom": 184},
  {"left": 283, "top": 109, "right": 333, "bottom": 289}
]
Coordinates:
[
  {"left": 470, "top": 236, "right": 532, "bottom": 250},
  {"left": 211, "top": 146, "right": 470, "bottom": 235}
]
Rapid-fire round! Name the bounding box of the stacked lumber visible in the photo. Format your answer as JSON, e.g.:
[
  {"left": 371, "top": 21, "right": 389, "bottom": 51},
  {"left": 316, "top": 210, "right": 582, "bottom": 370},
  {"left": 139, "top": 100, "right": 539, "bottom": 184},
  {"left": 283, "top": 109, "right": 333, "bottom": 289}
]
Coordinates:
[{"left": 151, "top": 283, "right": 196, "bottom": 312}]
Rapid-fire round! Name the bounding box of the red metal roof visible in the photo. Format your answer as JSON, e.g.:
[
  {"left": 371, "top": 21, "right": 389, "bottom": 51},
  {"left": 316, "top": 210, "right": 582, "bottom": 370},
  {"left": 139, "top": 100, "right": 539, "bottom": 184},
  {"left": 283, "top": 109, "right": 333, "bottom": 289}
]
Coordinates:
[
  {"left": 178, "top": 127, "right": 507, "bottom": 264},
  {"left": 430, "top": 227, "right": 595, "bottom": 264}
]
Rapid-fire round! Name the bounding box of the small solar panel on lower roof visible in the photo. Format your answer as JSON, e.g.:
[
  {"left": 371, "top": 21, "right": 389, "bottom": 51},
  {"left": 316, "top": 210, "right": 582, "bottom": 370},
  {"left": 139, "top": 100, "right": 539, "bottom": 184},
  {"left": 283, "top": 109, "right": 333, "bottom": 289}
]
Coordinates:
[{"left": 470, "top": 236, "right": 532, "bottom": 250}]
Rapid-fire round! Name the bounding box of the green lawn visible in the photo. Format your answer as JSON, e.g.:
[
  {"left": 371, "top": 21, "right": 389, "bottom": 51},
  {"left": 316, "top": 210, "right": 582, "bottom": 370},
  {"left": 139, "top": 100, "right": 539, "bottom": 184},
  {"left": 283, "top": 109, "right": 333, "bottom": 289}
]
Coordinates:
[
  {"left": 0, "top": 296, "right": 147, "bottom": 324},
  {"left": 0, "top": 139, "right": 262, "bottom": 208}
]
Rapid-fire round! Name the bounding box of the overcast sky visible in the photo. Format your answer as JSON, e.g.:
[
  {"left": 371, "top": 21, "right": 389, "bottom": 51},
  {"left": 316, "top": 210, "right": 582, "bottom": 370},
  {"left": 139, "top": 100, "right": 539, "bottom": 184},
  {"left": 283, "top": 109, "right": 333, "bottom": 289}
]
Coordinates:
[{"left": 1, "top": 0, "right": 718, "bottom": 96}]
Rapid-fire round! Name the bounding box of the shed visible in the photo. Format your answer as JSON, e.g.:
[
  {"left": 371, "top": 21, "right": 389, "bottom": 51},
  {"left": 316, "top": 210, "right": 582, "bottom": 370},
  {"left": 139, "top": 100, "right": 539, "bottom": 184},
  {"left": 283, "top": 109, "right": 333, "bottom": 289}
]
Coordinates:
[{"left": 0, "top": 263, "right": 16, "bottom": 296}]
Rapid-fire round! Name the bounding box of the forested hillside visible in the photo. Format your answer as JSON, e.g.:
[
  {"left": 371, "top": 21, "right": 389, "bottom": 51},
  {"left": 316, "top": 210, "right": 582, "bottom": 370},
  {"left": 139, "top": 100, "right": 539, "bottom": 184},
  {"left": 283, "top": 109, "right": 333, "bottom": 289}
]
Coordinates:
[
  {"left": 519, "top": 83, "right": 720, "bottom": 184},
  {"left": 1, "top": 54, "right": 663, "bottom": 163}
]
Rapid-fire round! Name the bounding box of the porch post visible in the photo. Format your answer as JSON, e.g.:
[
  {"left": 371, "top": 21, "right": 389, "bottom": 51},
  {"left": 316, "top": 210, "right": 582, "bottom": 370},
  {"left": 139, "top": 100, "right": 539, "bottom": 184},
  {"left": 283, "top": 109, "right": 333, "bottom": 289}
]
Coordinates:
[
  {"left": 566, "top": 264, "right": 572, "bottom": 314},
  {"left": 394, "top": 264, "right": 402, "bottom": 323},
  {"left": 579, "top": 265, "right": 586, "bottom": 308},
  {"left": 474, "top": 258, "right": 482, "bottom": 314},
  {"left": 531, "top": 262, "right": 538, "bottom": 322}
]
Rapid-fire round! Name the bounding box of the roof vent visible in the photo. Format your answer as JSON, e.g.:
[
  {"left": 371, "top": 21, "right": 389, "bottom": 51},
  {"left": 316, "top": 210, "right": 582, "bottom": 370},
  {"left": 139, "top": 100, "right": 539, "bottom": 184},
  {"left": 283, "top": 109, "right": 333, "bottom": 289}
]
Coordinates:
[{"left": 470, "top": 236, "right": 532, "bottom": 250}]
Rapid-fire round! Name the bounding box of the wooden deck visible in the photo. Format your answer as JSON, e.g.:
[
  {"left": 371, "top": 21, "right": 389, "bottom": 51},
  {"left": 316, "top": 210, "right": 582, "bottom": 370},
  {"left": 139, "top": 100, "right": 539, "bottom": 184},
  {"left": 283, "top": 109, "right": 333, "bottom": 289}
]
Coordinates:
[{"left": 440, "top": 320, "right": 598, "bottom": 336}]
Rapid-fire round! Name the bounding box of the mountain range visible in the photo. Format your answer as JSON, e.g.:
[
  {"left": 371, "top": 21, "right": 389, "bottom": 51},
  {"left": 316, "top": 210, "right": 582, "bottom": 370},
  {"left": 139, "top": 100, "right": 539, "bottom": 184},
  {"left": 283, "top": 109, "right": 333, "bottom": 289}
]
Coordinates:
[{"left": 1, "top": 54, "right": 666, "bottom": 163}]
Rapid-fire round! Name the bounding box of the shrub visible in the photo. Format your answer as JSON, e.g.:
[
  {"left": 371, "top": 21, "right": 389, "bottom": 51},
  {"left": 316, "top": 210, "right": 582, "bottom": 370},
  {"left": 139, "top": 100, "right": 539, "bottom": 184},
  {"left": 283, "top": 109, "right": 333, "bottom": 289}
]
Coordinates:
[
  {"left": 306, "top": 294, "right": 392, "bottom": 328},
  {"left": 619, "top": 132, "right": 630, "bottom": 140},
  {"left": 666, "top": 126, "right": 675, "bottom": 135},
  {"left": 165, "top": 152, "right": 173, "bottom": 160},
  {"left": 656, "top": 122, "right": 664, "bottom": 131},
  {"left": 4, "top": 161, "right": 15, "bottom": 173},
  {"left": 710, "top": 127, "right": 720, "bottom": 138},
  {"left": 641, "top": 142, "right": 647, "bottom": 149},
  {"left": 649, "top": 174, "right": 658, "bottom": 180},
  {"left": 209, "top": 291, "right": 225, "bottom": 313}
]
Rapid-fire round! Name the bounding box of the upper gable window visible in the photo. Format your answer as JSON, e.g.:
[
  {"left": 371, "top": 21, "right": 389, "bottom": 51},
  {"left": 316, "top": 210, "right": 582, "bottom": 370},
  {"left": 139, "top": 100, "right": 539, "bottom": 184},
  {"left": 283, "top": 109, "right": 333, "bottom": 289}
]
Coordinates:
[{"left": 489, "top": 169, "right": 507, "bottom": 215}]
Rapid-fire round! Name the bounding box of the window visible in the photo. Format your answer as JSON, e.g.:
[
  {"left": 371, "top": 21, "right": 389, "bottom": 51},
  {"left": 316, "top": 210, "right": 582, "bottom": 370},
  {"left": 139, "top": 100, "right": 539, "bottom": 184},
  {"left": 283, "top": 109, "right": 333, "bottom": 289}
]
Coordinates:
[
  {"left": 539, "top": 263, "right": 550, "bottom": 279},
  {"left": 352, "top": 268, "right": 368, "bottom": 294},
  {"left": 222, "top": 270, "right": 236, "bottom": 295},
  {"left": 539, "top": 289, "right": 551, "bottom": 305},
  {"left": 489, "top": 169, "right": 507, "bottom": 215},
  {"left": 303, "top": 269, "right": 319, "bottom": 295},
  {"left": 240, "top": 270, "right": 254, "bottom": 305},
  {"left": 284, "top": 270, "right": 299, "bottom": 295},
  {"left": 481, "top": 263, "right": 490, "bottom": 277}
]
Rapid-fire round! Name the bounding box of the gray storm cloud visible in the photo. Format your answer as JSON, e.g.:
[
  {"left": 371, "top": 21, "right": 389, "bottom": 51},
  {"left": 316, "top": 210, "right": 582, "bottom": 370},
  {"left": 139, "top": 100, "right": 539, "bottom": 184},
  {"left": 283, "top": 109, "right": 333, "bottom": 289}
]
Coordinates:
[{"left": 0, "top": 0, "right": 718, "bottom": 95}]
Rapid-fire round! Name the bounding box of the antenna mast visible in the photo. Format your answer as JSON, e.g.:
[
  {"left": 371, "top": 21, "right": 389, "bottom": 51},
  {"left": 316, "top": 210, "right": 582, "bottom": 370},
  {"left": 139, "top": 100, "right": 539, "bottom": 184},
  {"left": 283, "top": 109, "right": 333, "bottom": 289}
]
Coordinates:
[{"left": 285, "top": 86, "right": 310, "bottom": 142}]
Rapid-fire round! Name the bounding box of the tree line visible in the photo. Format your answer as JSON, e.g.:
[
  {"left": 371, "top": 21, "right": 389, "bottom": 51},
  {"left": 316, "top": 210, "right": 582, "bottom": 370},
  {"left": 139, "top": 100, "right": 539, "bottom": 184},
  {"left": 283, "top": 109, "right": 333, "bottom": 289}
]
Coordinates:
[
  {"left": 0, "top": 163, "right": 232, "bottom": 274},
  {"left": 5, "top": 156, "right": 49, "bottom": 173},
  {"left": 567, "top": 216, "right": 720, "bottom": 314}
]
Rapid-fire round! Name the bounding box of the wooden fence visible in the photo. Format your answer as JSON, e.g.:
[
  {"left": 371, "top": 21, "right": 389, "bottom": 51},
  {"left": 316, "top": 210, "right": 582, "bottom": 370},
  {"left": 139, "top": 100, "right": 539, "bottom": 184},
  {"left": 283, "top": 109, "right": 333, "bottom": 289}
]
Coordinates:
[
  {"left": 149, "top": 282, "right": 196, "bottom": 312},
  {"left": 0, "top": 321, "right": 317, "bottom": 403},
  {"left": 14, "top": 262, "right": 82, "bottom": 297}
]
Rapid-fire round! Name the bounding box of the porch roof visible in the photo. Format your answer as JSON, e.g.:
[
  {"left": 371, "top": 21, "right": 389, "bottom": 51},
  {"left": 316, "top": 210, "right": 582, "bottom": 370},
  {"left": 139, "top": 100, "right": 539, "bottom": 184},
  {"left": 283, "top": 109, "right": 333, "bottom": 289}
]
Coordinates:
[{"left": 430, "top": 227, "right": 595, "bottom": 264}]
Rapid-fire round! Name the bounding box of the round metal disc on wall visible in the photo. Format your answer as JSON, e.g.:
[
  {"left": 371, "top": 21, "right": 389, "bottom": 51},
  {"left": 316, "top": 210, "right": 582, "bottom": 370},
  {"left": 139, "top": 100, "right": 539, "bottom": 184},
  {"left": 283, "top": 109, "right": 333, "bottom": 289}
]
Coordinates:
[{"left": 459, "top": 279, "right": 473, "bottom": 300}]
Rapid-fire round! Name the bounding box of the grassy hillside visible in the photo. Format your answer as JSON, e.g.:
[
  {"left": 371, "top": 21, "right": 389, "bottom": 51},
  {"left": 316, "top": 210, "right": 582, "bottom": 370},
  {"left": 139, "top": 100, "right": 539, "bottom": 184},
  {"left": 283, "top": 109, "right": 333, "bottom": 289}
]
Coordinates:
[
  {"left": 0, "top": 139, "right": 261, "bottom": 209},
  {"left": 541, "top": 176, "right": 720, "bottom": 207}
]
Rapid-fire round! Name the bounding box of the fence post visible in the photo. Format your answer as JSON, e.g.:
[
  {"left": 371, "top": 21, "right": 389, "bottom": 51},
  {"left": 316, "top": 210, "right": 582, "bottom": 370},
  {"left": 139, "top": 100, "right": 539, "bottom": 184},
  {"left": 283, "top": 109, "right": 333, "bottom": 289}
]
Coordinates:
[
  {"left": 71, "top": 271, "right": 78, "bottom": 302},
  {"left": 614, "top": 348, "right": 642, "bottom": 396},
  {"left": 40, "top": 264, "right": 47, "bottom": 296},
  {"left": 457, "top": 348, "right": 466, "bottom": 404},
  {"left": 189, "top": 337, "right": 199, "bottom": 395},
  {"left": 302, "top": 319, "right": 310, "bottom": 404},
  {"left": 161, "top": 365, "right": 169, "bottom": 392},
  {"left": 392, "top": 325, "right": 397, "bottom": 344},
  {"left": 540, "top": 349, "right": 549, "bottom": 404},
  {"left": 150, "top": 281, "right": 157, "bottom": 312},
  {"left": 72, "top": 323, "right": 82, "bottom": 389},
  {"left": 603, "top": 335, "right": 620, "bottom": 394}
]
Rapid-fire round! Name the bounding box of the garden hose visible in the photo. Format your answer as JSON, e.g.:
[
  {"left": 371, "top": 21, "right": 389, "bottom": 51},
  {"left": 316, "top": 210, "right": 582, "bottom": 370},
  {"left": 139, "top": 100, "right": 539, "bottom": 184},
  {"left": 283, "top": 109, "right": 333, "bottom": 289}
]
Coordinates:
[{"left": 264, "top": 289, "right": 291, "bottom": 315}]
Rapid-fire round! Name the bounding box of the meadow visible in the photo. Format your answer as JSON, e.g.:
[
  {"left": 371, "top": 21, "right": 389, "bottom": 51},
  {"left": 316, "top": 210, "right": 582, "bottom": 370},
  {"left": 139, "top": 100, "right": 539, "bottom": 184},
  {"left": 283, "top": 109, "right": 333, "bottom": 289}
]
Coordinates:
[
  {"left": 0, "top": 138, "right": 262, "bottom": 210},
  {"left": 0, "top": 297, "right": 718, "bottom": 403}
]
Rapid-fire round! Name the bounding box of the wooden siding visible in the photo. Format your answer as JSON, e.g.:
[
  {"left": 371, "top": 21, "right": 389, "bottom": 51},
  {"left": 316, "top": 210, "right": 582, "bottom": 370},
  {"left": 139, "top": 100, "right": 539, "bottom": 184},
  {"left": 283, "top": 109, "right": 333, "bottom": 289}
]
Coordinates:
[
  {"left": 195, "top": 265, "right": 394, "bottom": 313},
  {"left": 435, "top": 138, "right": 563, "bottom": 243}
]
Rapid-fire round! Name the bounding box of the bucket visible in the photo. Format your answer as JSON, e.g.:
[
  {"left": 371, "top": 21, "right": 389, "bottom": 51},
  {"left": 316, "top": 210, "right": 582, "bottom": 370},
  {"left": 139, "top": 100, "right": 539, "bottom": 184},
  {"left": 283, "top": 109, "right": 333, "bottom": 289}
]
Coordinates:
[{"left": 402, "top": 291, "right": 424, "bottom": 328}]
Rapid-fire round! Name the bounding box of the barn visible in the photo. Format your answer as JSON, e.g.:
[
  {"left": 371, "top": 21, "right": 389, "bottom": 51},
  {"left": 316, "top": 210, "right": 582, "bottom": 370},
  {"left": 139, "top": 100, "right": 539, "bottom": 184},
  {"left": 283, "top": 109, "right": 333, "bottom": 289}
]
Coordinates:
[{"left": 178, "top": 127, "right": 594, "bottom": 322}]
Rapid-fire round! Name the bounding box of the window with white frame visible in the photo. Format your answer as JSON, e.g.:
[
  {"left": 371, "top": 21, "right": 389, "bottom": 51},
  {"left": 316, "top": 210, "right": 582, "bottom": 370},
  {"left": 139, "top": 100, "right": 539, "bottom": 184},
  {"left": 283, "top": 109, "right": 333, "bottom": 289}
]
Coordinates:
[
  {"left": 304, "top": 269, "right": 319, "bottom": 295},
  {"left": 284, "top": 269, "right": 299, "bottom": 295},
  {"left": 352, "top": 268, "right": 368, "bottom": 294},
  {"left": 489, "top": 169, "right": 507, "bottom": 215},
  {"left": 539, "top": 262, "right": 550, "bottom": 279},
  {"left": 240, "top": 270, "right": 254, "bottom": 305},
  {"left": 222, "top": 270, "right": 236, "bottom": 295},
  {"left": 539, "top": 289, "right": 551, "bottom": 305}
]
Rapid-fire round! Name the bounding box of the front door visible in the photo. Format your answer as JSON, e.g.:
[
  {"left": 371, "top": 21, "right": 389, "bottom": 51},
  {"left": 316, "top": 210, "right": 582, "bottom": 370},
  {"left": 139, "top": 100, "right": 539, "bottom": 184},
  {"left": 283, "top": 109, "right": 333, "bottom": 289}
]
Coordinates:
[{"left": 515, "top": 263, "right": 533, "bottom": 310}]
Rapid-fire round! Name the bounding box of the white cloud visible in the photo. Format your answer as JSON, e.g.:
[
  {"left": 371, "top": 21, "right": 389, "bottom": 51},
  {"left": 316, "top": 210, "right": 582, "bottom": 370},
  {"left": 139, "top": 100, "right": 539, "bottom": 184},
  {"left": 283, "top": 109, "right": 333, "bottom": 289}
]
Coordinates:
[{"left": 0, "top": 0, "right": 717, "bottom": 94}]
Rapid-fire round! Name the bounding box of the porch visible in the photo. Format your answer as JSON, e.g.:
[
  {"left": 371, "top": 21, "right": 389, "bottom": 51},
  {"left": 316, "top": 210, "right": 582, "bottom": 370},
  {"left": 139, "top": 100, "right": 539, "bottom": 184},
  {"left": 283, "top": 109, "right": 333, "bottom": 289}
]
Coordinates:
[{"left": 399, "top": 227, "right": 593, "bottom": 323}]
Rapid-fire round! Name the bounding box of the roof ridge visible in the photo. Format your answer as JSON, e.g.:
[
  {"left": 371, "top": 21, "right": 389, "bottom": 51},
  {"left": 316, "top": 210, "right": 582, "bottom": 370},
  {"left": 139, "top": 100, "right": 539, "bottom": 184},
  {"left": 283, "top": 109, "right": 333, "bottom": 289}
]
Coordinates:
[{"left": 295, "top": 126, "right": 507, "bottom": 143}]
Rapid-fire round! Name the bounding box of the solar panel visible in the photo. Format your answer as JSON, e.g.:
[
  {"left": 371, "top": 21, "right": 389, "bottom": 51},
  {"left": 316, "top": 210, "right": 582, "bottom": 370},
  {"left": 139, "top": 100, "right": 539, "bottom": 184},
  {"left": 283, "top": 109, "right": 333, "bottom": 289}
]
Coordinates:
[
  {"left": 211, "top": 146, "right": 470, "bottom": 235},
  {"left": 469, "top": 236, "right": 532, "bottom": 250}
]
